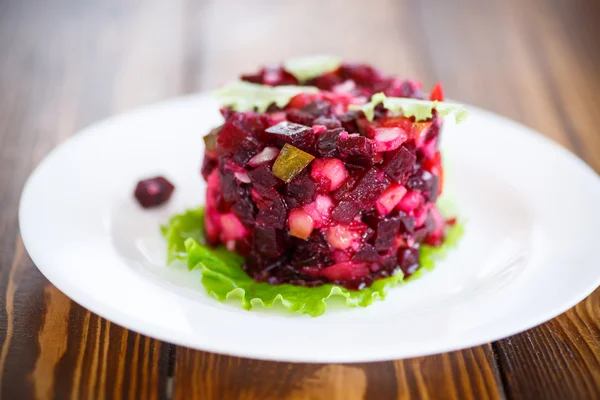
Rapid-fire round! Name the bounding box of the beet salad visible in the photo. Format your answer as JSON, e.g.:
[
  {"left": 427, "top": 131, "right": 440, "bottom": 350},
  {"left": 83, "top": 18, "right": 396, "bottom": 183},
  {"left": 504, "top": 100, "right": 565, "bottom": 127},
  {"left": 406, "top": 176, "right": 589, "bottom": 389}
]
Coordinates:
[{"left": 199, "top": 56, "right": 467, "bottom": 291}]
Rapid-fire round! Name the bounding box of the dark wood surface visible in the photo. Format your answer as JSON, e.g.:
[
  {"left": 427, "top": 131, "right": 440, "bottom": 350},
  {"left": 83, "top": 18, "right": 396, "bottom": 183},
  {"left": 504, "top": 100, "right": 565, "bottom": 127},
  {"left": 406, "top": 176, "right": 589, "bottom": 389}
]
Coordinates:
[{"left": 0, "top": 0, "right": 599, "bottom": 399}]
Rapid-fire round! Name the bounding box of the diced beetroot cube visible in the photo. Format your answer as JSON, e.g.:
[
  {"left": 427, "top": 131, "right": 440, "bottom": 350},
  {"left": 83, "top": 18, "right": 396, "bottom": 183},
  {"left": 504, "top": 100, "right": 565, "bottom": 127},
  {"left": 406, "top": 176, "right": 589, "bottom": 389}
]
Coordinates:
[
  {"left": 201, "top": 154, "right": 218, "bottom": 180},
  {"left": 372, "top": 127, "right": 408, "bottom": 152},
  {"left": 397, "top": 248, "right": 420, "bottom": 275},
  {"left": 310, "top": 71, "right": 343, "bottom": 90},
  {"left": 284, "top": 171, "right": 318, "bottom": 208},
  {"left": 265, "top": 121, "right": 315, "bottom": 151},
  {"left": 291, "top": 233, "right": 333, "bottom": 268},
  {"left": 232, "top": 194, "right": 256, "bottom": 226},
  {"left": 303, "top": 194, "right": 334, "bottom": 228},
  {"left": 253, "top": 226, "right": 284, "bottom": 257},
  {"left": 288, "top": 209, "right": 315, "bottom": 240},
  {"left": 374, "top": 216, "right": 401, "bottom": 251},
  {"left": 339, "top": 63, "right": 384, "bottom": 86},
  {"left": 353, "top": 244, "right": 379, "bottom": 263},
  {"left": 406, "top": 170, "right": 440, "bottom": 202},
  {"left": 316, "top": 128, "right": 343, "bottom": 158},
  {"left": 337, "top": 110, "right": 362, "bottom": 133},
  {"left": 134, "top": 176, "right": 175, "bottom": 208},
  {"left": 248, "top": 146, "right": 280, "bottom": 167},
  {"left": 321, "top": 261, "right": 370, "bottom": 281},
  {"left": 397, "top": 191, "right": 423, "bottom": 213},
  {"left": 332, "top": 168, "right": 389, "bottom": 223},
  {"left": 310, "top": 158, "right": 349, "bottom": 192},
  {"left": 382, "top": 146, "right": 416, "bottom": 183},
  {"left": 217, "top": 116, "right": 250, "bottom": 153},
  {"left": 220, "top": 213, "right": 249, "bottom": 241},
  {"left": 424, "top": 150, "right": 444, "bottom": 193},
  {"left": 218, "top": 165, "right": 241, "bottom": 204},
  {"left": 376, "top": 184, "right": 408, "bottom": 216},
  {"left": 286, "top": 109, "right": 316, "bottom": 126},
  {"left": 248, "top": 164, "right": 281, "bottom": 193},
  {"left": 232, "top": 136, "right": 261, "bottom": 165},
  {"left": 302, "top": 100, "right": 333, "bottom": 118},
  {"left": 252, "top": 188, "right": 287, "bottom": 229},
  {"left": 313, "top": 116, "right": 342, "bottom": 129},
  {"left": 338, "top": 134, "right": 374, "bottom": 167}
]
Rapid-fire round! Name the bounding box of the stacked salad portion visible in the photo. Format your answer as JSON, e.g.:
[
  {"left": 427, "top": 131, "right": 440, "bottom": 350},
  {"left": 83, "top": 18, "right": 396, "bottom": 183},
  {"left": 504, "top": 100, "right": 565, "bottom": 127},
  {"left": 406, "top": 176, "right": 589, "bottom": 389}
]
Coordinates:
[{"left": 164, "top": 56, "right": 466, "bottom": 316}]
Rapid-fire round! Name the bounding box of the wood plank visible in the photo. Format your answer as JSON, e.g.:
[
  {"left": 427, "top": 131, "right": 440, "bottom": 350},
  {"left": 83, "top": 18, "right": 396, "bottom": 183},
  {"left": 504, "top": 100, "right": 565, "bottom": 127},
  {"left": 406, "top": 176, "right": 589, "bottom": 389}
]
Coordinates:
[
  {"left": 0, "top": 0, "right": 185, "bottom": 397},
  {"left": 173, "top": 346, "right": 504, "bottom": 400},
  {"left": 488, "top": 1, "right": 600, "bottom": 399}
]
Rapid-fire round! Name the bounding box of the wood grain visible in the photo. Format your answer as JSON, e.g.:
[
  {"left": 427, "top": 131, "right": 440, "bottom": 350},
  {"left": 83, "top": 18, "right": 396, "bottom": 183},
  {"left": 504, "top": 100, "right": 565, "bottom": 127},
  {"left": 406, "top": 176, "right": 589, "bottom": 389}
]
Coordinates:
[
  {"left": 0, "top": 0, "right": 181, "bottom": 398},
  {"left": 0, "top": 0, "right": 599, "bottom": 399},
  {"left": 173, "top": 346, "right": 504, "bottom": 400}
]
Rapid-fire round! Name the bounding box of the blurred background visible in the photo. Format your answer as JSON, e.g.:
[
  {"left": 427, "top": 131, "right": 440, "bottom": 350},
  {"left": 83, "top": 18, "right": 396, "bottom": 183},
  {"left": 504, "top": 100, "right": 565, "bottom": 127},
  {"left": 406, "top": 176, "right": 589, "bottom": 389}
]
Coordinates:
[
  {"left": 1, "top": 0, "right": 600, "bottom": 398},
  {"left": 1, "top": 0, "right": 599, "bottom": 169}
]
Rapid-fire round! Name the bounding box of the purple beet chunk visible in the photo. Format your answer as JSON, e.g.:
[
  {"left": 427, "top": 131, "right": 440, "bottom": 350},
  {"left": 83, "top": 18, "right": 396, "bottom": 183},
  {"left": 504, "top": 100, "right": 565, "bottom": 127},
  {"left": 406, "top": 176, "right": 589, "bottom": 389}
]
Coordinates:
[
  {"left": 232, "top": 195, "right": 256, "bottom": 226},
  {"left": 397, "top": 247, "right": 420, "bottom": 275},
  {"left": 286, "top": 109, "right": 315, "bottom": 126},
  {"left": 353, "top": 244, "right": 379, "bottom": 262},
  {"left": 291, "top": 233, "right": 333, "bottom": 268},
  {"left": 217, "top": 114, "right": 251, "bottom": 153},
  {"left": 339, "top": 63, "right": 384, "bottom": 86},
  {"left": 337, "top": 110, "right": 362, "bottom": 133},
  {"left": 332, "top": 175, "right": 357, "bottom": 201},
  {"left": 265, "top": 121, "right": 315, "bottom": 151},
  {"left": 233, "top": 136, "right": 261, "bottom": 165},
  {"left": 412, "top": 226, "right": 429, "bottom": 243},
  {"left": 374, "top": 216, "right": 401, "bottom": 251},
  {"left": 313, "top": 116, "right": 342, "bottom": 129},
  {"left": 134, "top": 176, "right": 175, "bottom": 208},
  {"left": 284, "top": 171, "right": 317, "bottom": 207},
  {"left": 248, "top": 164, "right": 281, "bottom": 193},
  {"left": 316, "top": 128, "right": 343, "bottom": 158},
  {"left": 406, "top": 170, "right": 439, "bottom": 201},
  {"left": 254, "top": 188, "right": 287, "bottom": 229},
  {"left": 398, "top": 211, "right": 415, "bottom": 234},
  {"left": 218, "top": 165, "right": 240, "bottom": 204},
  {"left": 338, "top": 135, "right": 374, "bottom": 168},
  {"left": 331, "top": 168, "right": 389, "bottom": 223},
  {"left": 379, "top": 251, "right": 399, "bottom": 271},
  {"left": 201, "top": 155, "right": 217, "bottom": 180},
  {"left": 302, "top": 100, "right": 333, "bottom": 118},
  {"left": 382, "top": 146, "right": 417, "bottom": 183},
  {"left": 253, "top": 226, "right": 284, "bottom": 258}
]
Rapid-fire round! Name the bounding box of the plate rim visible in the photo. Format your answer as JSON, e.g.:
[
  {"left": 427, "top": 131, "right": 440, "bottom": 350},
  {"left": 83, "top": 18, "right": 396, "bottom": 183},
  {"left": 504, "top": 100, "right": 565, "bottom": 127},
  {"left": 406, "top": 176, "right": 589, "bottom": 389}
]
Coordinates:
[{"left": 19, "top": 93, "right": 600, "bottom": 363}]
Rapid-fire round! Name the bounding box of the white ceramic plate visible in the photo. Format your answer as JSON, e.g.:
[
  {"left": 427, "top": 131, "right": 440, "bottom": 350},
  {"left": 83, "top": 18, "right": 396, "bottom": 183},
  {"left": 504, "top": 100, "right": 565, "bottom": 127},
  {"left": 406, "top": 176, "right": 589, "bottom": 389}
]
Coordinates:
[{"left": 19, "top": 94, "right": 600, "bottom": 363}]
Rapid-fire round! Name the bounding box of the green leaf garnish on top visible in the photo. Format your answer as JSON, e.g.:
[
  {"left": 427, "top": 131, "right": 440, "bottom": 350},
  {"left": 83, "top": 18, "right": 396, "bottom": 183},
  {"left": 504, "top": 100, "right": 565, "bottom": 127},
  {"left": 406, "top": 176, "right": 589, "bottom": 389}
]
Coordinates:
[
  {"left": 351, "top": 92, "right": 468, "bottom": 122},
  {"left": 212, "top": 81, "right": 318, "bottom": 113}
]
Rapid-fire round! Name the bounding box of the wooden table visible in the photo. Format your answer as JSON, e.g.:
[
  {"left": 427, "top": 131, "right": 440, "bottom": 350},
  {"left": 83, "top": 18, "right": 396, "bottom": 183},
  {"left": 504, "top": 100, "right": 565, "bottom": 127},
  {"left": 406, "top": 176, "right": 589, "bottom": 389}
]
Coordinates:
[{"left": 1, "top": 0, "right": 599, "bottom": 398}]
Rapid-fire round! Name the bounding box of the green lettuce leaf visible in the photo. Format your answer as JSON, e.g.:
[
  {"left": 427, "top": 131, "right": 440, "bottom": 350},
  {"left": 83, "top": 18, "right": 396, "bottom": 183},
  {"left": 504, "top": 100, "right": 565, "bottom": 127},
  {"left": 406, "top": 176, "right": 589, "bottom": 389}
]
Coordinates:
[
  {"left": 351, "top": 92, "right": 468, "bottom": 122},
  {"left": 212, "top": 81, "right": 319, "bottom": 113},
  {"left": 162, "top": 207, "right": 463, "bottom": 317},
  {"left": 283, "top": 55, "right": 341, "bottom": 82}
]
